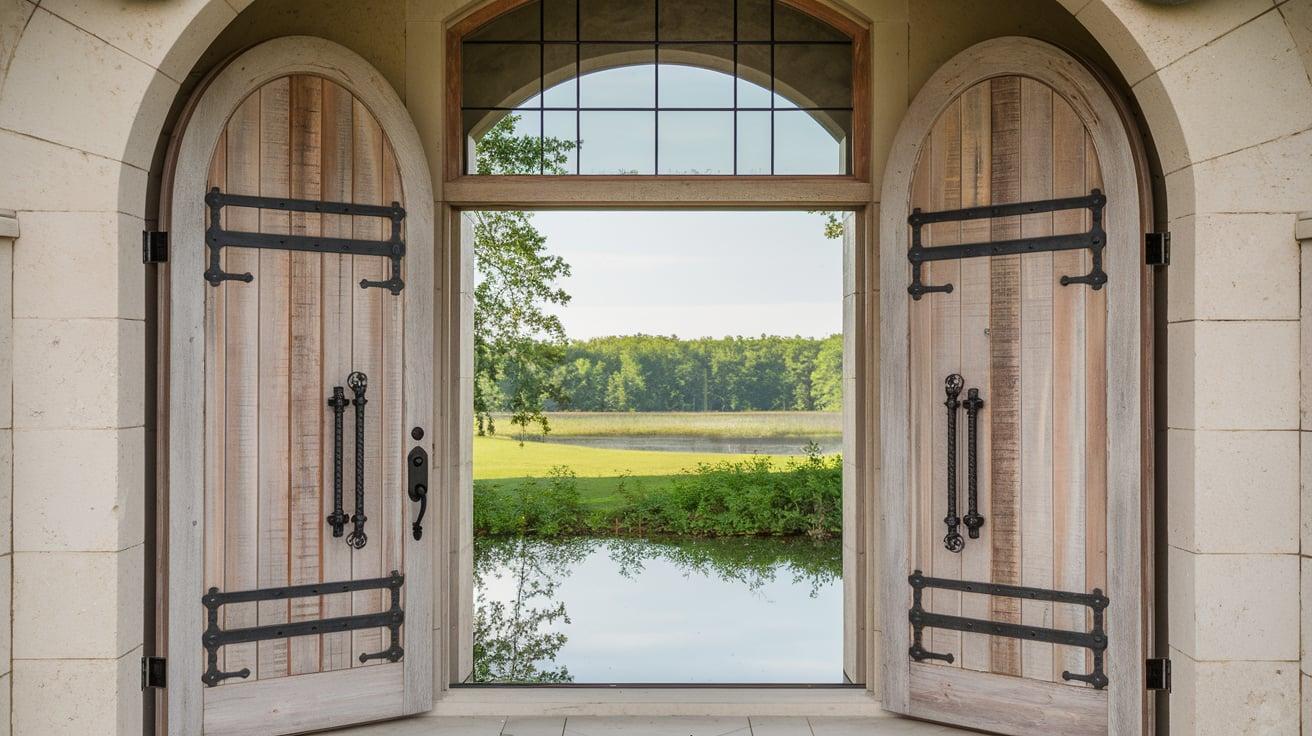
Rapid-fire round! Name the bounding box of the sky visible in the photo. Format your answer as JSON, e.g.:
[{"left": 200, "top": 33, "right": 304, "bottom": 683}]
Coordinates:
[
  {"left": 527, "top": 209, "right": 844, "bottom": 340},
  {"left": 474, "top": 63, "right": 848, "bottom": 341}
]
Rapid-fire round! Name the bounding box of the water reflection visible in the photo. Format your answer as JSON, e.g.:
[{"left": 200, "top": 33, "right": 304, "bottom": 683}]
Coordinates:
[{"left": 472, "top": 536, "right": 843, "bottom": 684}]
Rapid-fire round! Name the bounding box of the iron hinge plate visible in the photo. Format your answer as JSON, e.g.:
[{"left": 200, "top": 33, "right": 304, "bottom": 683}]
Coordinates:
[
  {"left": 1146, "top": 657, "right": 1171, "bottom": 692},
  {"left": 142, "top": 231, "right": 168, "bottom": 264},
  {"left": 141, "top": 656, "right": 166, "bottom": 690},
  {"left": 1146, "top": 232, "right": 1170, "bottom": 267}
]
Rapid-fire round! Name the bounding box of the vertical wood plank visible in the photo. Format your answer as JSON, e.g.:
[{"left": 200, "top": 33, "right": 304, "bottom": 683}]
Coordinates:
[
  {"left": 987, "top": 75, "right": 1022, "bottom": 678},
  {"left": 909, "top": 140, "right": 934, "bottom": 590},
  {"left": 1050, "top": 94, "right": 1088, "bottom": 683},
  {"left": 380, "top": 141, "right": 406, "bottom": 651},
  {"left": 351, "top": 98, "right": 386, "bottom": 665},
  {"left": 927, "top": 98, "right": 963, "bottom": 663},
  {"left": 288, "top": 75, "right": 325, "bottom": 677},
  {"left": 223, "top": 91, "right": 262, "bottom": 682},
  {"left": 1018, "top": 78, "right": 1054, "bottom": 682},
  {"left": 957, "top": 80, "right": 993, "bottom": 673},
  {"left": 320, "top": 80, "right": 356, "bottom": 671},
  {"left": 256, "top": 77, "right": 292, "bottom": 680},
  {"left": 1083, "top": 132, "right": 1108, "bottom": 674},
  {"left": 204, "top": 129, "right": 229, "bottom": 677}
]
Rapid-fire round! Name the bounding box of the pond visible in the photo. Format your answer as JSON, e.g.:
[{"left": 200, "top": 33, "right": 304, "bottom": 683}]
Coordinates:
[
  {"left": 470, "top": 536, "right": 844, "bottom": 684},
  {"left": 517, "top": 434, "right": 843, "bottom": 456}
]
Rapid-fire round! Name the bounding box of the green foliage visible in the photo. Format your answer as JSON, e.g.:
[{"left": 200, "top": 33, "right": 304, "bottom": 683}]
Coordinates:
[
  {"left": 472, "top": 115, "right": 577, "bottom": 437},
  {"left": 474, "top": 446, "right": 842, "bottom": 539},
  {"left": 533, "top": 333, "right": 844, "bottom": 413}
]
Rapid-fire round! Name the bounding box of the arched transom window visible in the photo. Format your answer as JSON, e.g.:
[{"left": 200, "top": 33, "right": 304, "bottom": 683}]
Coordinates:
[{"left": 456, "top": 0, "right": 864, "bottom": 176}]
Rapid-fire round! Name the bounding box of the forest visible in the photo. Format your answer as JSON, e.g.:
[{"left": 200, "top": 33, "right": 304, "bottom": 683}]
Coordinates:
[{"left": 488, "top": 333, "right": 843, "bottom": 414}]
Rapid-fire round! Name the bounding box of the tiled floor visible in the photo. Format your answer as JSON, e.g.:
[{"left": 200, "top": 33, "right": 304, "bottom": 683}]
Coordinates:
[{"left": 326, "top": 716, "right": 978, "bottom": 736}]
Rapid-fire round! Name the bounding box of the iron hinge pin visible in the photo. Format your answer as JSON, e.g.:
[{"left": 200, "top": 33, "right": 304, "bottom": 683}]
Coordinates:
[
  {"left": 142, "top": 231, "right": 168, "bottom": 264},
  {"left": 1146, "top": 232, "right": 1170, "bottom": 267},
  {"left": 141, "top": 656, "right": 166, "bottom": 690},
  {"left": 1146, "top": 657, "right": 1171, "bottom": 692}
]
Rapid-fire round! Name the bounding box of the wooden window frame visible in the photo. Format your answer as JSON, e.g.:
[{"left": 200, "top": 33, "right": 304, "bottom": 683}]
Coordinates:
[{"left": 443, "top": 0, "right": 872, "bottom": 191}]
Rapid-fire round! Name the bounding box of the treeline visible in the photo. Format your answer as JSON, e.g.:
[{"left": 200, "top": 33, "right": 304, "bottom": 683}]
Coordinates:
[{"left": 528, "top": 334, "right": 843, "bottom": 412}]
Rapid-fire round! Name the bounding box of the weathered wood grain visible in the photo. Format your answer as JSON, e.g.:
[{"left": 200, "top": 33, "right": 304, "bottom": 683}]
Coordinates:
[
  {"left": 1018, "top": 77, "right": 1054, "bottom": 682},
  {"left": 288, "top": 74, "right": 325, "bottom": 677},
  {"left": 320, "top": 78, "right": 355, "bottom": 672},
  {"left": 223, "top": 91, "right": 262, "bottom": 683},
  {"left": 986, "top": 74, "right": 1022, "bottom": 678},
  {"left": 204, "top": 130, "right": 229, "bottom": 678},
  {"left": 1050, "top": 92, "right": 1088, "bottom": 683},
  {"left": 927, "top": 98, "right": 963, "bottom": 663},
  {"left": 956, "top": 80, "right": 992, "bottom": 673}
]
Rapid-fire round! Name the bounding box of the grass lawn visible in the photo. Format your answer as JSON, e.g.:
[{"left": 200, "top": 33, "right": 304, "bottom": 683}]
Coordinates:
[
  {"left": 473, "top": 434, "right": 795, "bottom": 512},
  {"left": 487, "top": 410, "right": 841, "bottom": 439}
]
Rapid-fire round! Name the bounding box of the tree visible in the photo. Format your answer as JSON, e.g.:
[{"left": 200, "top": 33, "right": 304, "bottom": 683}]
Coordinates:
[{"left": 472, "top": 115, "right": 576, "bottom": 436}]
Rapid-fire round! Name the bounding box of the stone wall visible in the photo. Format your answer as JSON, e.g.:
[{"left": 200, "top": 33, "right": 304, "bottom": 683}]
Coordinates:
[{"left": 0, "top": 0, "right": 1308, "bottom": 734}]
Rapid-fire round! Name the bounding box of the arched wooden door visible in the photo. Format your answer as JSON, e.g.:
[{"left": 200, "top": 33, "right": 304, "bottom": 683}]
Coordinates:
[
  {"left": 879, "top": 38, "right": 1151, "bottom": 735},
  {"left": 161, "top": 38, "right": 435, "bottom": 736}
]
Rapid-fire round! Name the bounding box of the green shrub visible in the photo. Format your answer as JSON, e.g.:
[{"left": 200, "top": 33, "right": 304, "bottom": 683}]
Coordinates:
[{"left": 474, "top": 445, "right": 842, "bottom": 538}]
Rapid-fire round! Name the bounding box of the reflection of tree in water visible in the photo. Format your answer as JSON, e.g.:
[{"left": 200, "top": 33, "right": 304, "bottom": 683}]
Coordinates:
[
  {"left": 603, "top": 537, "right": 840, "bottom": 598},
  {"left": 471, "top": 536, "right": 595, "bottom": 683},
  {"left": 472, "top": 535, "right": 841, "bottom": 682}
]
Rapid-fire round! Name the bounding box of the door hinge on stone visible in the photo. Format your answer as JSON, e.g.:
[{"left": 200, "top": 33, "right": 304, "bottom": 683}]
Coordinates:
[
  {"left": 1146, "top": 657, "right": 1171, "bottom": 692},
  {"left": 141, "top": 656, "right": 166, "bottom": 690},
  {"left": 1145, "top": 232, "right": 1170, "bottom": 267},
  {"left": 142, "top": 231, "right": 168, "bottom": 264}
]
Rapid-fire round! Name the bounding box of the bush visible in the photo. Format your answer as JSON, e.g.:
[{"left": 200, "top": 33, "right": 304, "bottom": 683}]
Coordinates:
[{"left": 474, "top": 445, "right": 842, "bottom": 538}]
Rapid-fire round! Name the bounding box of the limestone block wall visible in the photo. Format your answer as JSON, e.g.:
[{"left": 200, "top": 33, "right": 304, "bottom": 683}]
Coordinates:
[{"left": 0, "top": 209, "right": 17, "bottom": 736}]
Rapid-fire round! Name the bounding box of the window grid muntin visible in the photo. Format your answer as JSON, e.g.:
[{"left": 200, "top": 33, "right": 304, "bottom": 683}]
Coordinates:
[{"left": 460, "top": 0, "right": 854, "bottom": 175}]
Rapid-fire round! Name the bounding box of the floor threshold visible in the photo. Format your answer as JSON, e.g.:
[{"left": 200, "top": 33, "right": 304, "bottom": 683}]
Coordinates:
[{"left": 326, "top": 716, "right": 980, "bottom": 736}]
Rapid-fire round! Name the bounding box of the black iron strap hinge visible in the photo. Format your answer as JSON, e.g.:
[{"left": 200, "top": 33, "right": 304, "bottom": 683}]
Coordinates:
[
  {"left": 907, "top": 190, "right": 1107, "bottom": 299},
  {"left": 142, "top": 231, "right": 168, "bottom": 264},
  {"left": 141, "top": 655, "right": 166, "bottom": 690},
  {"left": 1146, "top": 232, "right": 1170, "bottom": 267},
  {"left": 204, "top": 188, "right": 406, "bottom": 294},
  {"left": 1146, "top": 657, "right": 1172, "bottom": 692}
]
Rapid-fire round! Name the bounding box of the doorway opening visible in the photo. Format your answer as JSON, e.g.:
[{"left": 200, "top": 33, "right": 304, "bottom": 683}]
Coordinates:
[{"left": 463, "top": 208, "right": 855, "bottom": 685}]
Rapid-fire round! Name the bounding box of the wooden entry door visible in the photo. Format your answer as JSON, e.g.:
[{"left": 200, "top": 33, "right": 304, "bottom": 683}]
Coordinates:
[
  {"left": 879, "top": 39, "right": 1150, "bottom": 735},
  {"left": 162, "top": 39, "right": 435, "bottom": 736}
]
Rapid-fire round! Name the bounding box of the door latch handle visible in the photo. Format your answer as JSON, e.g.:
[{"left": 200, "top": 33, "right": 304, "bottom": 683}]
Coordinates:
[
  {"left": 326, "top": 386, "right": 349, "bottom": 537},
  {"left": 943, "top": 374, "right": 964, "bottom": 553},
  {"left": 407, "top": 445, "right": 428, "bottom": 540}
]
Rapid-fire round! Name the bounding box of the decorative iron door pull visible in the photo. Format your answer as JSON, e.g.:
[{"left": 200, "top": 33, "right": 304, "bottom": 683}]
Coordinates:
[
  {"left": 408, "top": 446, "right": 429, "bottom": 540},
  {"left": 943, "top": 374, "right": 965, "bottom": 553},
  {"left": 963, "top": 387, "right": 985, "bottom": 539},
  {"left": 327, "top": 386, "right": 349, "bottom": 537},
  {"left": 346, "top": 371, "right": 369, "bottom": 549}
]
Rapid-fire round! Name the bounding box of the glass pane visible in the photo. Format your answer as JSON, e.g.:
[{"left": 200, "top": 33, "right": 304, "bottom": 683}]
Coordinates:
[
  {"left": 736, "top": 44, "right": 771, "bottom": 108},
  {"left": 773, "top": 2, "right": 848, "bottom": 42},
  {"left": 658, "top": 111, "right": 732, "bottom": 174},
  {"left": 464, "top": 109, "right": 543, "bottom": 175},
  {"left": 543, "top": 110, "right": 579, "bottom": 174},
  {"left": 544, "top": 0, "right": 577, "bottom": 40},
  {"left": 659, "top": 0, "right": 732, "bottom": 40},
  {"left": 580, "top": 0, "right": 654, "bottom": 40},
  {"left": 580, "top": 111, "right": 655, "bottom": 174},
  {"left": 580, "top": 45, "right": 655, "bottom": 107},
  {"left": 736, "top": 0, "right": 771, "bottom": 41},
  {"left": 774, "top": 44, "right": 852, "bottom": 108},
  {"left": 462, "top": 43, "right": 541, "bottom": 108},
  {"left": 659, "top": 45, "right": 733, "bottom": 108},
  {"left": 467, "top": 1, "right": 541, "bottom": 41},
  {"left": 773, "top": 109, "right": 849, "bottom": 174},
  {"left": 543, "top": 44, "right": 578, "bottom": 107},
  {"left": 737, "top": 110, "right": 770, "bottom": 174}
]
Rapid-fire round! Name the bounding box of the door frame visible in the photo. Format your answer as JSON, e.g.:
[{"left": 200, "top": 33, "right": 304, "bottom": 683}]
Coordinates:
[
  {"left": 159, "top": 36, "right": 437, "bottom": 735},
  {"left": 877, "top": 36, "right": 1151, "bottom": 734}
]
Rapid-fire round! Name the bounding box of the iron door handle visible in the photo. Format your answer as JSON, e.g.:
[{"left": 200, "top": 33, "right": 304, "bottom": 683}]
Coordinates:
[
  {"left": 346, "top": 371, "right": 369, "bottom": 549},
  {"left": 943, "top": 374, "right": 964, "bottom": 553},
  {"left": 963, "top": 387, "right": 985, "bottom": 538}
]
